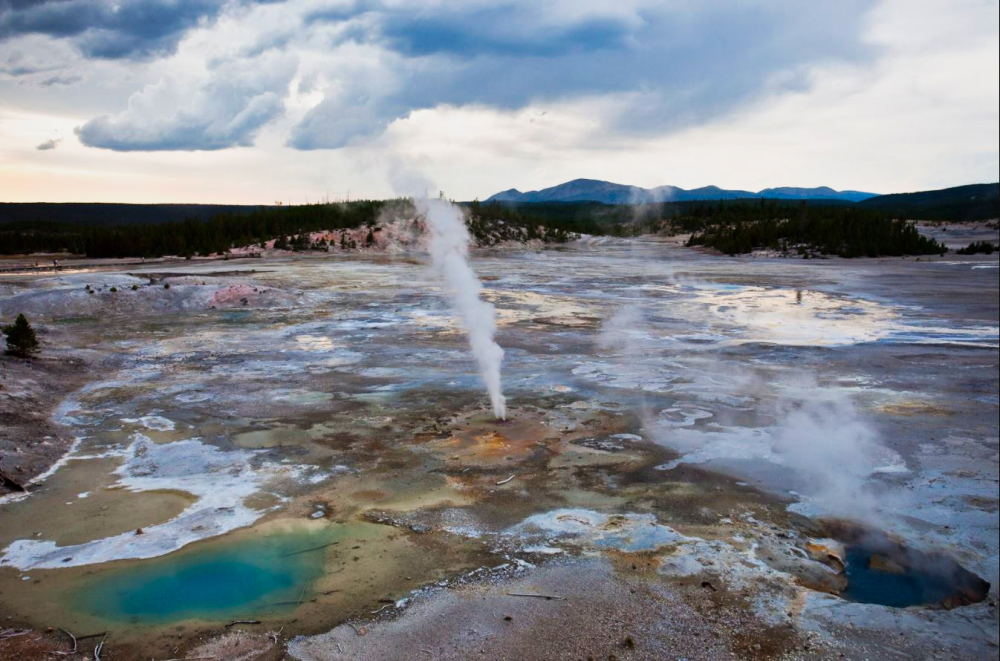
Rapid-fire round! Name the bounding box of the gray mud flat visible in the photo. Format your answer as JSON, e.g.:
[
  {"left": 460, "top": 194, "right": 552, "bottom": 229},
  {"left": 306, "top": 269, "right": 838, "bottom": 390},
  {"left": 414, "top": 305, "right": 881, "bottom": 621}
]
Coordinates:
[
  {"left": 1, "top": 244, "right": 997, "bottom": 660},
  {"left": 290, "top": 559, "right": 768, "bottom": 661}
]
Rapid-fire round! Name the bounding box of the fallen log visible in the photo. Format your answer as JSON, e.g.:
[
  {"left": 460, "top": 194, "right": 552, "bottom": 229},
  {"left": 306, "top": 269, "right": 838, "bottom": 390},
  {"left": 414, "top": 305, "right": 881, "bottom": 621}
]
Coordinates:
[
  {"left": 75, "top": 632, "right": 107, "bottom": 641},
  {"left": 280, "top": 541, "right": 340, "bottom": 557},
  {"left": 505, "top": 592, "right": 565, "bottom": 601},
  {"left": 224, "top": 620, "right": 261, "bottom": 628}
]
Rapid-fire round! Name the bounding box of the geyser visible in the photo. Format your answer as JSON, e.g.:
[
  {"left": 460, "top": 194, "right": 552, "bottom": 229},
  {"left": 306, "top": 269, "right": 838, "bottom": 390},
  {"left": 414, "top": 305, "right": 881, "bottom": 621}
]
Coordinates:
[{"left": 418, "top": 197, "right": 507, "bottom": 419}]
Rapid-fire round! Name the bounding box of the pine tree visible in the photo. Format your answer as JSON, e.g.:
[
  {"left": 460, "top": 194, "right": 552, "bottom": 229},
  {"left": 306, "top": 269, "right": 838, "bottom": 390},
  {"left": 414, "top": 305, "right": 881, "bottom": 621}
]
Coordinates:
[{"left": 2, "top": 314, "right": 39, "bottom": 358}]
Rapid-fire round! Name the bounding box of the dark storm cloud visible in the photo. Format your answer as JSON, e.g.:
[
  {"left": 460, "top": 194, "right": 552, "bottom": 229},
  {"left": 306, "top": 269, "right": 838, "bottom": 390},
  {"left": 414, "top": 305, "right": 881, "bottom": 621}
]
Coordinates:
[
  {"left": 0, "top": 0, "right": 228, "bottom": 59},
  {"left": 26, "top": 1, "right": 880, "bottom": 152},
  {"left": 289, "top": 1, "right": 880, "bottom": 149}
]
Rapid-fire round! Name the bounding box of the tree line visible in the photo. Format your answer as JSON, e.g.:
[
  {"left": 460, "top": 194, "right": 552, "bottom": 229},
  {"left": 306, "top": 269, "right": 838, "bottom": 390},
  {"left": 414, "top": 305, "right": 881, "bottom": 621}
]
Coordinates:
[
  {"left": 1, "top": 198, "right": 582, "bottom": 258},
  {"left": 2, "top": 197, "right": 960, "bottom": 259},
  {"left": 684, "top": 201, "right": 946, "bottom": 257}
]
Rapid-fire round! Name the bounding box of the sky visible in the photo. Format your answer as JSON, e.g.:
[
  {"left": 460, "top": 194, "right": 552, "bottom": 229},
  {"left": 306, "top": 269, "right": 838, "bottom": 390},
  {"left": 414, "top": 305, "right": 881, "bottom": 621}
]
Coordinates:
[{"left": 1, "top": 0, "right": 997, "bottom": 204}]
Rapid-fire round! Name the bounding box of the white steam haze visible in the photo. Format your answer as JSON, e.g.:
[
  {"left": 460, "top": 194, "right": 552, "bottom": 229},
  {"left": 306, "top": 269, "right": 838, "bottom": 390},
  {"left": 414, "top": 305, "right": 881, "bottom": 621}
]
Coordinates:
[
  {"left": 768, "top": 379, "right": 890, "bottom": 521},
  {"left": 417, "top": 196, "right": 507, "bottom": 419},
  {"left": 597, "top": 295, "right": 898, "bottom": 524}
]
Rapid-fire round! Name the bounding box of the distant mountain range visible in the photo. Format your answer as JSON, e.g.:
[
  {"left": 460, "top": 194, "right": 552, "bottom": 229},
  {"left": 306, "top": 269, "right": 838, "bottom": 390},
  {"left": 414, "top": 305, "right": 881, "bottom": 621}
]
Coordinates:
[
  {"left": 487, "top": 178, "right": 879, "bottom": 204},
  {"left": 2, "top": 184, "right": 994, "bottom": 230}
]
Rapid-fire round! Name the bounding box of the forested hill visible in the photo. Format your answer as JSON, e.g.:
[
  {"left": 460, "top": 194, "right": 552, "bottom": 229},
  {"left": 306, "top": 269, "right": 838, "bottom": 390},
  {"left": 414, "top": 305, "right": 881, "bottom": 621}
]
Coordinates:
[
  {"left": 857, "top": 183, "right": 998, "bottom": 221},
  {"left": 685, "top": 204, "right": 947, "bottom": 258},
  {"left": 0, "top": 203, "right": 270, "bottom": 227},
  {"left": 0, "top": 199, "right": 574, "bottom": 258}
]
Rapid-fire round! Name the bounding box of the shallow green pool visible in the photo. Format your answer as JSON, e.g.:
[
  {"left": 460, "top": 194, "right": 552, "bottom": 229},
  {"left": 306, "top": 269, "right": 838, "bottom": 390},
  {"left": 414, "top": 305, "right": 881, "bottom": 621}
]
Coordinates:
[{"left": 74, "top": 527, "right": 338, "bottom": 624}]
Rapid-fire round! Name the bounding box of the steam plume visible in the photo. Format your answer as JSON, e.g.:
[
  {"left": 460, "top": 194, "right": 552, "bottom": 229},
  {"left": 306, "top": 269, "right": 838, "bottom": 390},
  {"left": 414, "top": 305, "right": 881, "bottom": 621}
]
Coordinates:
[
  {"left": 769, "top": 379, "right": 887, "bottom": 521},
  {"left": 418, "top": 197, "right": 507, "bottom": 419},
  {"left": 602, "top": 293, "right": 894, "bottom": 522}
]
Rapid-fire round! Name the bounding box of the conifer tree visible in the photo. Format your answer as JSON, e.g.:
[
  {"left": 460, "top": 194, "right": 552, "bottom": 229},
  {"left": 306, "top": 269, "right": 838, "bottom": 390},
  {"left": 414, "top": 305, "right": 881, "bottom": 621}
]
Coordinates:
[{"left": 2, "top": 314, "right": 39, "bottom": 358}]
